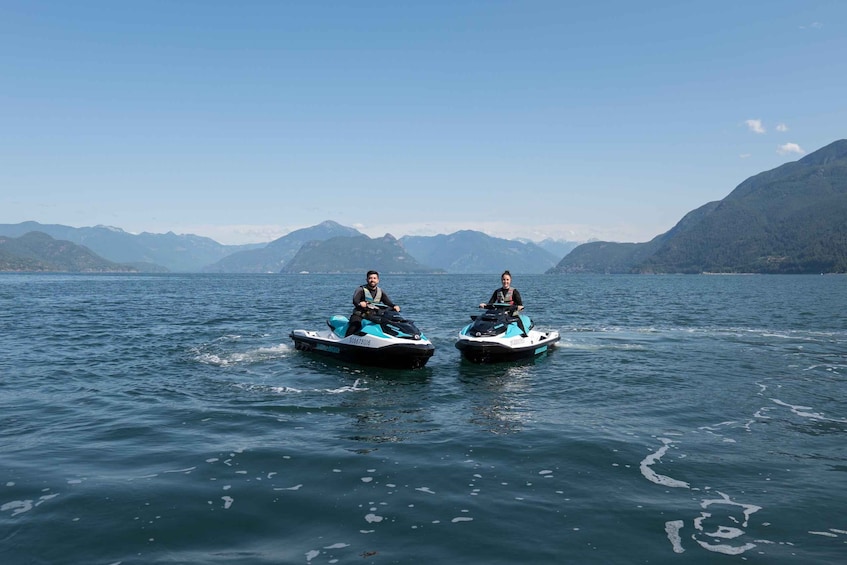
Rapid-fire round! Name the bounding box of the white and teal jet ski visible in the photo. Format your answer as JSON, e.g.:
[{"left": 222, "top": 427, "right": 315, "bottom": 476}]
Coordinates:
[
  {"left": 455, "top": 303, "right": 559, "bottom": 363},
  {"left": 290, "top": 304, "right": 434, "bottom": 369}
]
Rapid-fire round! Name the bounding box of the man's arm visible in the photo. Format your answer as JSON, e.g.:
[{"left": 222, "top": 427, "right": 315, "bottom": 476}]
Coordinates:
[{"left": 380, "top": 291, "right": 400, "bottom": 311}]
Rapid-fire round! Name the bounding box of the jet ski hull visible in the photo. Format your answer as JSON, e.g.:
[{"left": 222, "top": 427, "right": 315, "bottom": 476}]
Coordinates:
[
  {"left": 455, "top": 330, "right": 559, "bottom": 364},
  {"left": 290, "top": 329, "right": 434, "bottom": 369},
  {"left": 455, "top": 306, "right": 559, "bottom": 363},
  {"left": 290, "top": 309, "right": 434, "bottom": 369}
]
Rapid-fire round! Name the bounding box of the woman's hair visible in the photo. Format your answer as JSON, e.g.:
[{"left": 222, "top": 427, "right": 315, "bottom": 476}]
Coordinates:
[{"left": 501, "top": 270, "right": 511, "bottom": 278}]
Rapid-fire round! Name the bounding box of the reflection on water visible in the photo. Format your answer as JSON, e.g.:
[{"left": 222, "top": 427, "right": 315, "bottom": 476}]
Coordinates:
[
  {"left": 339, "top": 370, "right": 435, "bottom": 446},
  {"left": 459, "top": 363, "right": 537, "bottom": 435}
]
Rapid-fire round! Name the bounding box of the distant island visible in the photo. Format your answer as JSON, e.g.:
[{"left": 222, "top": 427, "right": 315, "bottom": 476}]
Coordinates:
[{"left": 3, "top": 138, "right": 846, "bottom": 274}]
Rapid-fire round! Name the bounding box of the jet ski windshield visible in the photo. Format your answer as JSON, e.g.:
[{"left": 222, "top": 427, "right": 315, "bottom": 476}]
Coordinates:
[
  {"left": 365, "top": 307, "right": 424, "bottom": 340},
  {"left": 467, "top": 305, "right": 522, "bottom": 338}
]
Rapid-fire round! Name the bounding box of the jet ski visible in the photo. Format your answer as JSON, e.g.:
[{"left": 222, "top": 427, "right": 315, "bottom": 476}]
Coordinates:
[
  {"left": 290, "top": 304, "right": 434, "bottom": 369},
  {"left": 455, "top": 303, "right": 559, "bottom": 363}
]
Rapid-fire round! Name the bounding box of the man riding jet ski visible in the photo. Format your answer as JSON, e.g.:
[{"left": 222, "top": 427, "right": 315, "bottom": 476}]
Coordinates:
[
  {"left": 290, "top": 304, "right": 434, "bottom": 369},
  {"left": 290, "top": 271, "right": 434, "bottom": 369}
]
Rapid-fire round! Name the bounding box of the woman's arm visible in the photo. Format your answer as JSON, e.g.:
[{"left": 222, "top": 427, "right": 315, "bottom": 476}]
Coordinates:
[
  {"left": 512, "top": 289, "right": 524, "bottom": 309},
  {"left": 480, "top": 290, "right": 497, "bottom": 308}
]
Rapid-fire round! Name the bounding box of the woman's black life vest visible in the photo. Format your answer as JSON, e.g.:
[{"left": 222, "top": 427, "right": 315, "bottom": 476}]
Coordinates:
[{"left": 496, "top": 288, "right": 514, "bottom": 304}]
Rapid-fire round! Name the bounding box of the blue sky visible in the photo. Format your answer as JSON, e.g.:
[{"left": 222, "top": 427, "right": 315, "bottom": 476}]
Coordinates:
[{"left": 2, "top": 1, "right": 845, "bottom": 244}]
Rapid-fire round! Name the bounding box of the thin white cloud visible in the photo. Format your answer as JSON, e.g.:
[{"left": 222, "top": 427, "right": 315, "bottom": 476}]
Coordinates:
[
  {"left": 739, "top": 153, "right": 752, "bottom": 159},
  {"left": 745, "top": 119, "right": 766, "bottom": 134},
  {"left": 777, "top": 143, "right": 805, "bottom": 155},
  {"left": 800, "top": 22, "right": 823, "bottom": 30},
  {"left": 776, "top": 123, "right": 788, "bottom": 132}
]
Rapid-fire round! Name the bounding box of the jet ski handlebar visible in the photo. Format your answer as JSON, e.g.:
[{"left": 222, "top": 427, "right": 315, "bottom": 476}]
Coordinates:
[
  {"left": 480, "top": 302, "right": 519, "bottom": 312},
  {"left": 473, "top": 303, "right": 523, "bottom": 320}
]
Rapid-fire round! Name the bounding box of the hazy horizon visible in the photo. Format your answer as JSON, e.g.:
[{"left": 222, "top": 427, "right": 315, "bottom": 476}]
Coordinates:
[{"left": 4, "top": 218, "right": 612, "bottom": 246}]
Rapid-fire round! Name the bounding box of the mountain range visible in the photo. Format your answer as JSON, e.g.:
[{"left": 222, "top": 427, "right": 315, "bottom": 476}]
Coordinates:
[
  {"left": 202, "top": 221, "right": 364, "bottom": 273},
  {"left": 281, "top": 233, "right": 442, "bottom": 274},
  {"left": 0, "top": 231, "right": 138, "bottom": 272},
  {"left": 548, "top": 138, "right": 847, "bottom": 274},
  {"left": 4, "top": 139, "right": 845, "bottom": 274},
  {"left": 0, "top": 221, "right": 573, "bottom": 274},
  {"left": 400, "top": 231, "right": 559, "bottom": 274},
  {"left": 0, "top": 221, "right": 259, "bottom": 272}
]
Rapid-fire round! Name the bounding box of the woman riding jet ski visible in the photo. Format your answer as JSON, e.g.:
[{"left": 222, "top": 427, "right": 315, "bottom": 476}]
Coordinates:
[
  {"left": 456, "top": 271, "right": 558, "bottom": 363},
  {"left": 455, "top": 302, "right": 560, "bottom": 364},
  {"left": 290, "top": 303, "right": 434, "bottom": 369}
]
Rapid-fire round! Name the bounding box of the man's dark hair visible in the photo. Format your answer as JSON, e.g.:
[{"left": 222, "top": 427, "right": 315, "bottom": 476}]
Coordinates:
[{"left": 367, "top": 270, "right": 379, "bottom": 278}]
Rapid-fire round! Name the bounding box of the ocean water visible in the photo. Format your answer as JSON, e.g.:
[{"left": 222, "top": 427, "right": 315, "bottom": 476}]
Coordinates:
[{"left": 1, "top": 273, "right": 845, "bottom": 564}]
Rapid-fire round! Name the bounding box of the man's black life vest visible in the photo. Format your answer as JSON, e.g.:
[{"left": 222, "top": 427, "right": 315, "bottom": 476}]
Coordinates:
[{"left": 363, "top": 286, "right": 383, "bottom": 304}]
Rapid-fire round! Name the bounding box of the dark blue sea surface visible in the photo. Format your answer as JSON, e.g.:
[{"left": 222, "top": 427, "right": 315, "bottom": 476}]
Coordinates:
[{"left": 1, "top": 273, "right": 845, "bottom": 564}]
